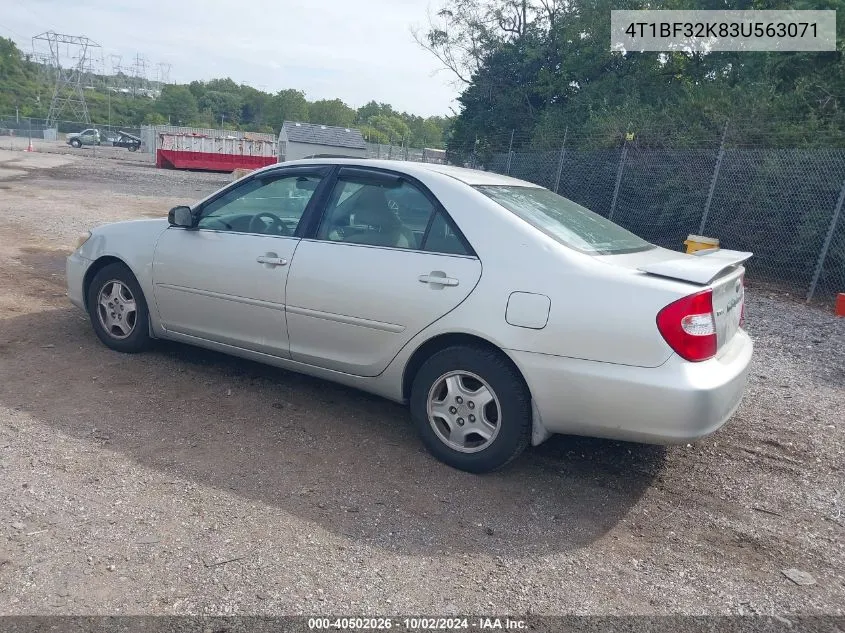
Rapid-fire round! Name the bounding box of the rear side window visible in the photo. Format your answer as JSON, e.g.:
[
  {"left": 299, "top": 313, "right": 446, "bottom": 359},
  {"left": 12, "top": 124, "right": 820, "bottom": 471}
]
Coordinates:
[
  {"left": 422, "top": 211, "right": 471, "bottom": 256},
  {"left": 475, "top": 185, "right": 653, "bottom": 255},
  {"left": 317, "top": 179, "right": 434, "bottom": 249}
]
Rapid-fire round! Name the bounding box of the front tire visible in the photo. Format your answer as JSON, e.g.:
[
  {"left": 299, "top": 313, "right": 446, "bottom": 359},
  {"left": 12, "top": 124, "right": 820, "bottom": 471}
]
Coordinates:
[
  {"left": 86, "top": 263, "right": 151, "bottom": 353},
  {"left": 410, "top": 345, "right": 531, "bottom": 473}
]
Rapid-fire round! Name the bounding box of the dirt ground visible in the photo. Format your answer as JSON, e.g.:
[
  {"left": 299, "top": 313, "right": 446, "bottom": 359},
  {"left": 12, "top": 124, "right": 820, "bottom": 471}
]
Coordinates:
[{"left": 0, "top": 146, "right": 842, "bottom": 616}]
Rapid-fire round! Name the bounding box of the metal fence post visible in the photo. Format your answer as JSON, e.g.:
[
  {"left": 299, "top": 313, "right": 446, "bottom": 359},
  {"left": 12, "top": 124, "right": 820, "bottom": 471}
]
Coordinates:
[
  {"left": 807, "top": 178, "right": 845, "bottom": 303},
  {"left": 699, "top": 121, "right": 729, "bottom": 235},
  {"left": 505, "top": 129, "right": 515, "bottom": 175},
  {"left": 608, "top": 140, "right": 628, "bottom": 221},
  {"left": 553, "top": 127, "right": 568, "bottom": 193}
]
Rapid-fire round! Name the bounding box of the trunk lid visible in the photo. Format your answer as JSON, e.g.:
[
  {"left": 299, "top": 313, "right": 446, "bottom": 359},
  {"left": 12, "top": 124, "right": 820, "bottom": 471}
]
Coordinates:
[
  {"left": 637, "top": 247, "right": 752, "bottom": 285},
  {"left": 707, "top": 264, "right": 745, "bottom": 351}
]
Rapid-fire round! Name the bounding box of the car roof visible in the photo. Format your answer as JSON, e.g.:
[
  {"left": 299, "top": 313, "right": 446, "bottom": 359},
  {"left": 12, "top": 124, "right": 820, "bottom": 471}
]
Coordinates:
[{"left": 271, "top": 158, "right": 543, "bottom": 188}]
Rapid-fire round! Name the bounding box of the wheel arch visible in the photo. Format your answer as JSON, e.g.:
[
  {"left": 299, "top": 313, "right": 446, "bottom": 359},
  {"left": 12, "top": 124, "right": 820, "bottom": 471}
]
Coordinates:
[
  {"left": 82, "top": 255, "right": 134, "bottom": 311},
  {"left": 401, "top": 332, "right": 531, "bottom": 403}
]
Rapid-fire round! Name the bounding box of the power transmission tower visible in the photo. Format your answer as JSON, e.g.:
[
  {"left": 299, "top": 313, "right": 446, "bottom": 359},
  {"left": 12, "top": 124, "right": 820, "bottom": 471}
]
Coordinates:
[
  {"left": 130, "top": 53, "right": 148, "bottom": 97},
  {"left": 156, "top": 62, "right": 172, "bottom": 86},
  {"left": 33, "top": 31, "right": 101, "bottom": 126},
  {"left": 108, "top": 55, "right": 126, "bottom": 93}
]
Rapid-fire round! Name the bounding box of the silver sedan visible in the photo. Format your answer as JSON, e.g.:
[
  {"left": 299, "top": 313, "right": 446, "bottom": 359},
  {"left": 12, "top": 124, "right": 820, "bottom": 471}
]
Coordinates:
[{"left": 66, "top": 159, "right": 753, "bottom": 472}]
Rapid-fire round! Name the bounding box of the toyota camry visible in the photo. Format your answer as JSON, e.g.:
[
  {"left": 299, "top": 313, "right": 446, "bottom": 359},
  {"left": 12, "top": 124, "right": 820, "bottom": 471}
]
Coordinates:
[{"left": 66, "top": 159, "right": 752, "bottom": 472}]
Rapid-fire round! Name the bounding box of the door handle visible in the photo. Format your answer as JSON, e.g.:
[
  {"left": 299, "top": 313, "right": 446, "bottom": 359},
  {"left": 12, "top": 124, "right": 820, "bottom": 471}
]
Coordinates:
[
  {"left": 419, "top": 272, "right": 459, "bottom": 287},
  {"left": 256, "top": 254, "right": 288, "bottom": 266}
]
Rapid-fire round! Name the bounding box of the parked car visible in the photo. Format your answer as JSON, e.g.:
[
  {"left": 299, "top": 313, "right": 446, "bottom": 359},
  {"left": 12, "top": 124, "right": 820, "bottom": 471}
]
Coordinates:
[
  {"left": 66, "top": 159, "right": 753, "bottom": 472},
  {"left": 66, "top": 128, "right": 101, "bottom": 148},
  {"left": 111, "top": 130, "right": 141, "bottom": 152}
]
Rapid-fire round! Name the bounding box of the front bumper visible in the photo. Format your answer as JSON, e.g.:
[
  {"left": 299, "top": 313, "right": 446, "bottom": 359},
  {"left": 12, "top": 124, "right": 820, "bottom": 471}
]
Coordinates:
[
  {"left": 66, "top": 251, "right": 91, "bottom": 310},
  {"left": 509, "top": 330, "right": 753, "bottom": 444}
]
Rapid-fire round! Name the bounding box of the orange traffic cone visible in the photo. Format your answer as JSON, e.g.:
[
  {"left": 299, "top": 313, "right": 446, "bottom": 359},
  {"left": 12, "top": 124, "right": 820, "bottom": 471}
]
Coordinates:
[{"left": 25, "top": 139, "right": 35, "bottom": 152}]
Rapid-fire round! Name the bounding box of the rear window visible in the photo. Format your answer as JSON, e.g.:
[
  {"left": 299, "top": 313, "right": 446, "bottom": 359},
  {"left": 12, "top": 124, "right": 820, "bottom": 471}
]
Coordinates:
[{"left": 474, "top": 185, "right": 653, "bottom": 255}]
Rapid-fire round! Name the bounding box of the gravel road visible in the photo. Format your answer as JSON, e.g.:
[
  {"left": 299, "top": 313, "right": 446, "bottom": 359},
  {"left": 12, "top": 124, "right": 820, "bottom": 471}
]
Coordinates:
[{"left": 0, "top": 148, "right": 842, "bottom": 616}]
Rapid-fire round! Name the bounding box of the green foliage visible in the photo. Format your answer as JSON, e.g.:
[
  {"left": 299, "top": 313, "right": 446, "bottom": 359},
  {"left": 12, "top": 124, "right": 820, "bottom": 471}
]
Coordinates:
[
  {"left": 155, "top": 85, "right": 198, "bottom": 125},
  {"left": 197, "top": 90, "right": 243, "bottom": 125},
  {"left": 359, "top": 125, "right": 390, "bottom": 144},
  {"left": 0, "top": 36, "right": 451, "bottom": 147},
  {"left": 143, "top": 112, "right": 167, "bottom": 125},
  {"left": 367, "top": 114, "right": 411, "bottom": 144},
  {"left": 423, "top": 0, "right": 845, "bottom": 152},
  {"left": 269, "top": 89, "right": 309, "bottom": 128},
  {"left": 308, "top": 99, "right": 356, "bottom": 127}
]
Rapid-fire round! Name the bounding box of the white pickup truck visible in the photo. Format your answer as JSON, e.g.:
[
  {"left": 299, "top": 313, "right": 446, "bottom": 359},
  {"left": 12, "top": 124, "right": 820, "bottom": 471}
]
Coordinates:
[{"left": 66, "top": 128, "right": 101, "bottom": 148}]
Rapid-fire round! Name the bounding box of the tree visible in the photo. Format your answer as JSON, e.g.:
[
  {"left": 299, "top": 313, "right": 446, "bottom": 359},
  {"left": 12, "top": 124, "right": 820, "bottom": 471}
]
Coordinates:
[
  {"left": 198, "top": 90, "right": 243, "bottom": 125},
  {"left": 367, "top": 114, "right": 412, "bottom": 144},
  {"left": 269, "top": 89, "right": 309, "bottom": 127},
  {"left": 308, "top": 98, "right": 356, "bottom": 127},
  {"left": 426, "top": 0, "right": 845, "bottom": 152},
  {"left": 240, "top": 85, "right": 270, "bottom": 127},
  {"left": 359, "top": 125, "right": 389, "bottom": 144},
  {"left": 155, "top": 85, "right": 199, "bottom": 125},
  {"left": 205, "top": 77, "right": 240, "bottom": 93},
  {"left": 357, "top": 100, "right": 395, "bottom": 121},
  {"left": 143, "top": 112, "right": 167, "bottom": 125},
  {"left": 412, "top": 0, "right": 562, "bottom": 84}
]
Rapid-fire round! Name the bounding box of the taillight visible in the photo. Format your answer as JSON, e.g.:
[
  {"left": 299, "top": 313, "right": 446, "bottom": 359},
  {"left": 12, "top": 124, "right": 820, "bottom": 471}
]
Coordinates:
[
  {"left": 656, "top": 289, "right": 717, "bottom": 362},
  {"left": 739, "top": 276, "right": 746, "bottom": 327}
]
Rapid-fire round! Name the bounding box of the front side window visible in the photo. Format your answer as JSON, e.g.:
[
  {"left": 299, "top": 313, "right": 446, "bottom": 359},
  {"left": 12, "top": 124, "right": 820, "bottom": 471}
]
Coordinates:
[
  {"left": 317, "top": 179, "right": 435, "bottom": 250},
  {"left": 475, "top": 185, "right": 653, "bottom": 255},
  {"left": 198, "top": 173, "right": 322, "bottom": 236}
]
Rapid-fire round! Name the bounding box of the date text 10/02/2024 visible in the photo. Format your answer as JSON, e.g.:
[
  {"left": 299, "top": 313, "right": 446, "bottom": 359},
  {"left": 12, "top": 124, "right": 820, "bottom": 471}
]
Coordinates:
[{"left": 307, "top": 617, "right": 528, "bottom": 630}]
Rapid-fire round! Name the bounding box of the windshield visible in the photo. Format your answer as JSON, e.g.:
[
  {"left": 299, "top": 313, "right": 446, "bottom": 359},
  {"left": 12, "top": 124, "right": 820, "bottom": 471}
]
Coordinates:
[{"left": 475, "top": 185, "right": 653, "bottom": 255}]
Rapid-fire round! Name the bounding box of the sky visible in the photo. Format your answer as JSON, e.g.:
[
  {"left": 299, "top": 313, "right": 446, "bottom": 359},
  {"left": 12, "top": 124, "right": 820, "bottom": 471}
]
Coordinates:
[{"left": 0, "top": 0, "right": 461, "bottom": 118}]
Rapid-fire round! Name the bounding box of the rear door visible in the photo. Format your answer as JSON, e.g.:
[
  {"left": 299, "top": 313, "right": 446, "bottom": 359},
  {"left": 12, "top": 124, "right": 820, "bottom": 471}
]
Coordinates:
[{"left": 285, "top": 166, "right": 482, "bottom": 376}]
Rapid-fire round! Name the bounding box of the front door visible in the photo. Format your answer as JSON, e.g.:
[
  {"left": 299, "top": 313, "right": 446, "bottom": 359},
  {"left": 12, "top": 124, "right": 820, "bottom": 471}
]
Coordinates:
[
  {"left": 285, "top": 167, "right": 482, "bottom": 376},
  {"left": 152, "top": 167, "right": 328, "bottom": 357}
]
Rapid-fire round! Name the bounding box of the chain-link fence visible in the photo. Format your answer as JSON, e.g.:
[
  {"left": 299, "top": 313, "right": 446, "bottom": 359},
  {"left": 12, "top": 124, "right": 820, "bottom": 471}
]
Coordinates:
[
  {"left": 457, "top": 125, "right": 845, "bottom": 304},
  {"left": 365, "top": 143, "right": 448, "bottom": 164},
  {"left": 0, "top": 116, "right": 142, "bottom": 142},
  {"left": 3, "top": 114, "right": 843, "bottom": 302},
  {"left": 0, "top": 116, "right": 54, "bottom": 140}
]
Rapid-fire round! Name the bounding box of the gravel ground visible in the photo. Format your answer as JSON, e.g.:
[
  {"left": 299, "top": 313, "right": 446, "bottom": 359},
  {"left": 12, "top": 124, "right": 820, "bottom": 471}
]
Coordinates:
[{"left": 0, "top": 147, "right": 842, "bottom": 616}]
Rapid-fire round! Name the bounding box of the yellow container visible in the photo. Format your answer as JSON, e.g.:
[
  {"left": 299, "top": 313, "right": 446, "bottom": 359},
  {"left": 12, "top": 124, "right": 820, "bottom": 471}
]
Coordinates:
[{"left": 684, "top": 234, "right": 720, "bottom": 254}]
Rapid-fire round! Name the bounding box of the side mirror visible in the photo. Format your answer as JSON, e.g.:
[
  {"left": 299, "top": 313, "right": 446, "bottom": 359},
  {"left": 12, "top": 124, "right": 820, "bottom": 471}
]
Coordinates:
[{"left": 168, "top": 205, "right": 195, "bottom": 228}]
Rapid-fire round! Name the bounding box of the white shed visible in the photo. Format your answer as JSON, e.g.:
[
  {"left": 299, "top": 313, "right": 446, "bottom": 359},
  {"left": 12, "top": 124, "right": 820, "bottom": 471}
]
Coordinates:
[{"left": 279, "top": 121, "right": 367, "bottom": 162}]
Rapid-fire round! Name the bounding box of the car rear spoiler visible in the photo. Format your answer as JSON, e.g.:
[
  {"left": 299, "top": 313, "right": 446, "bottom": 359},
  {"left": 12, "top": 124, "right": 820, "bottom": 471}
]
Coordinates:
[{"left": 639, "top": 248, "right": 753, "bottom": 285}]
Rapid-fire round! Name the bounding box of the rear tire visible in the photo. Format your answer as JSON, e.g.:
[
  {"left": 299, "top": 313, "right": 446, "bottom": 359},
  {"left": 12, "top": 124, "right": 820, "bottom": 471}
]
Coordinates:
[
  {"left": 409, "top": 345, "right": 531, "bottom": 473},
  {"left": 70, "top": 138, "right": 81, "bottom": 148},
  {"left": 86, "top": 263, "right": 151, "bottom": 353}
]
